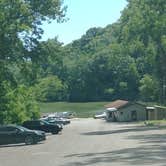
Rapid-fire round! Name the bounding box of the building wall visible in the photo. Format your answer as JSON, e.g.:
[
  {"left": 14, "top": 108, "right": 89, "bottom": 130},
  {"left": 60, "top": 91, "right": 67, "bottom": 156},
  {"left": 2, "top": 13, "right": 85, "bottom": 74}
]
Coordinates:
[
  {"left": 147, "top": 106, "right": 166, "bottom": 120},
  {"left": 105, "top": 111, "right": 116, "bottom": 122},
  {"left": 116, "top": 104, "right": 146, "bottom": 122},
  {"left": 147, "top": 110, "right": 155, "bottom": 120}
]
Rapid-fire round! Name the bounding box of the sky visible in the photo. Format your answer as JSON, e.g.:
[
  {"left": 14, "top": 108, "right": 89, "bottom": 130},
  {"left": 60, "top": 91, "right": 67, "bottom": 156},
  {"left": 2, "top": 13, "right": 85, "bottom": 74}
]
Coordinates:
[{"left": 41, "top": 0, "right": 127, "bottom": 45}]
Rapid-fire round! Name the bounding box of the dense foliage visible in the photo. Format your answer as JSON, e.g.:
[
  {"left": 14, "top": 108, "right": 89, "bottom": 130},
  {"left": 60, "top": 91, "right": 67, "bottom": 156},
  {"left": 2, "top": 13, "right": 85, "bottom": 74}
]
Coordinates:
[
  {"left": 0, "top": 0, "right": 66, "bottom": 124},
  {"left": 1, "top": 0, "right": 166, "bottom": 123},
  {"left": 58, "top": 0, "right": 165, "bottom": 102}
]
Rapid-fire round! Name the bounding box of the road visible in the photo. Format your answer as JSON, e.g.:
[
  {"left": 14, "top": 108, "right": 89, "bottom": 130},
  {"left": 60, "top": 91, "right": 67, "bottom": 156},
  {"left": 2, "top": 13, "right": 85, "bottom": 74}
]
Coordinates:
[{"left": 0, "top": 118, "right": 166, "bottom": 166}]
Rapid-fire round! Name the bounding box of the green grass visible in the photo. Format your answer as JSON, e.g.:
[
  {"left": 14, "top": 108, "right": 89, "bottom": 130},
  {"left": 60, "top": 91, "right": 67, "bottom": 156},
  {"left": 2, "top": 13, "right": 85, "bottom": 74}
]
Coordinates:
[
  {"left": 39, "top": 102, "right": 109, "bottom": 118},
  {"left": 143, "top": 120, "right": 166, "bottom": 126}
]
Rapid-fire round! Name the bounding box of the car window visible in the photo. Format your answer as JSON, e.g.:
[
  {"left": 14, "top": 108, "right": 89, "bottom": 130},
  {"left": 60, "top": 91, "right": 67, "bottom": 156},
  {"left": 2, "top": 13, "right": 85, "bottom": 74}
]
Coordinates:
[
  {"left": 0, "top": 127, "right": 7, "bottom": 132},
  {"left": 28, "top": 121, "right": 39, "bottom": 125},
  {"left": 40, "top": 121, "right": 45, "bottom": 125},
  {"left": 0, "top": 126, "right": 18, "bottom": 133},
  {"left": 18, "top": 126, "right": 30, "bottom": 132},
  {"left": 6, "top": 127, "right": 17, "bottom": 132}
]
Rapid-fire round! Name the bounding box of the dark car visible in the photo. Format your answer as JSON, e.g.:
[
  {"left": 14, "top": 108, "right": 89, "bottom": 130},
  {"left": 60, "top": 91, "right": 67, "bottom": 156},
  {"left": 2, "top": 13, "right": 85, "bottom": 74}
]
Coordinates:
[
  {"left": 22, "top": 120, "right": 61, "bottom": 134},
  {"left": 0, "top": 125, "right": 46, "bottom": 145},
  {"left": 41, "top": 116, "right": 70, "bottom": 126}
]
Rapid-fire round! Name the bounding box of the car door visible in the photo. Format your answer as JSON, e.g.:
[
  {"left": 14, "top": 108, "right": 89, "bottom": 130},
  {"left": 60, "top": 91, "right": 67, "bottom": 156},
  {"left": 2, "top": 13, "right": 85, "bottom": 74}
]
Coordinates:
[
  {"left": 39, "top": 121, "right": 49, "bottom": 132},
  {"left": 0, "top": 127, "right": 17, "bottom": 144},
  {"left": 5, "top": 127, "right": 20, "bottom": 144},
  {"left": 0, "top": 127, "right": 9, "bottom": 145},
  {"left": 26, "top": 121, "right": 39, "bottom": 130},
  {"left": 33, "top": 120, "right": 42, "bottom": 131}
]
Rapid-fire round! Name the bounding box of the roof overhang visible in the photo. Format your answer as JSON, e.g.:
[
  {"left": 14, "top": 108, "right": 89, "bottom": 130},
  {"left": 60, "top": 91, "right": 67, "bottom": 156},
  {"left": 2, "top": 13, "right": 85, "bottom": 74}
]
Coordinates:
[
  {"left": 146, "top": 107, "right": 155, "bottom": 110},
  {"left": 106, "top": 107, "right": 117, "bottom": 112}
]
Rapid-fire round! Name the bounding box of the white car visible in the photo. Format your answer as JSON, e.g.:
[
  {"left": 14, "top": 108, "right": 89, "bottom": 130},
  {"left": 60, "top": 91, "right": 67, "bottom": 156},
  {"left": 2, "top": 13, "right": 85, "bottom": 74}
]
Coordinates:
[{"left": 94, "top": 112, "right": 106, "bottom": 119}]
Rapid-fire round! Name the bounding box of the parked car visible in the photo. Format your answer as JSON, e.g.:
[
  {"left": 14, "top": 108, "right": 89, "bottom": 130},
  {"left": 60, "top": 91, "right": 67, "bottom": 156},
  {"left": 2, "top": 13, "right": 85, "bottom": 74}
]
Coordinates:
[
  {"left": 42, "top": 118, "right": 63, "bottom": 131},
  {"left": 41, "top": 116, "right": 70, "bottom": 125},
  {"left": 45, "top": 112, "right": 75, "bottom": 119},
  {"left": 93, "top": 111, "right": 106, "bottom": 119},
  {"left": 22, "top": 120, "right": 61, "bottom": 134},
  {"left": 0, "top": 125, "right": 46, "bottom": 145},
  {"left": 58, "top": 112, "right": 76, "bottom": 119},
  {"left": 54, "top": 117, "right": 71, "bottom": 125}
]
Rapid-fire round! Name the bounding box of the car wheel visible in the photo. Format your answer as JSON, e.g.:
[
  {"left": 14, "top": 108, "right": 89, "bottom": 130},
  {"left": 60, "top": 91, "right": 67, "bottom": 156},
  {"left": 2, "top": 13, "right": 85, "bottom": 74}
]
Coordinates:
[
  {"left": 25, "top": 136, "right": 35, "bottom": 145},
  {"left": 52, "top": 131, "right": 59, "bottom": 135}
]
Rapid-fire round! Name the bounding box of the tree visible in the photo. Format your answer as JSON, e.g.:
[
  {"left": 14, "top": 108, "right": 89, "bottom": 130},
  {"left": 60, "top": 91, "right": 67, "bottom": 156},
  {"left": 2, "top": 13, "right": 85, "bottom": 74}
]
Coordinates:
[
  {"left": 1, "top": 84, "right": 40, "bottom": 124},
  {"left": 0, "top": 0, "right": 67, "bottom": 124},
  {"left": 119, "top": 0, "right": 166, "bottom": 103},
  {"left": 139, "top": 74, "right": 159, "bottom": 101},
  {"left": 34, "top": 75, "right": 68, "bottom": 102},
  {"left": 32, "top": 38, "right": 66, "bottom": 80},
  {"left": 0, "top": 0, "right": 66, "bottom": 62}
]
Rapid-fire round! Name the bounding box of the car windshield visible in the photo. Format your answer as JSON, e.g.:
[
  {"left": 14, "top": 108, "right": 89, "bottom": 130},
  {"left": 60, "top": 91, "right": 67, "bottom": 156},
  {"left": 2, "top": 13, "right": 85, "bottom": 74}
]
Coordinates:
[
  {"left": 40, "top": 120, "right": 50, "bottom": 125},
  {"left": 17, "top": 126, "right": 32, "bottom": 132}
]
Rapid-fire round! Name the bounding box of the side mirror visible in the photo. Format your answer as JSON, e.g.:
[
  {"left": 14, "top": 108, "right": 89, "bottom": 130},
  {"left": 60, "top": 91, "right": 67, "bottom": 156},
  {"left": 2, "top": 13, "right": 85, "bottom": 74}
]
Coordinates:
[{"left": 16, "top": 129, "right": 21, "bottom": 133}]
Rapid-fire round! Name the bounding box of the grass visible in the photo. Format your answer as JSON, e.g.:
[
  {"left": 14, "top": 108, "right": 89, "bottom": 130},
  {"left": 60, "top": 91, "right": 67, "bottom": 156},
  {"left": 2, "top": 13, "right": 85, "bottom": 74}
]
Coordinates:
[
  {"left": 39, "top": 102, "right": 109, "bottom": 118},
  {"left": 143, "top": 120, "right": 166, "bottom": 126}
]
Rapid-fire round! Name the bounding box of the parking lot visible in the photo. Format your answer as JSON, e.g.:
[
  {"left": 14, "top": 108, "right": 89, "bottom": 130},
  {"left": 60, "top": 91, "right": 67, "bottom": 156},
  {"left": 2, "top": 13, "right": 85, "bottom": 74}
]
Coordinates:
[{"left": 0, "top": 118, "right": 166, "bottom": 166}]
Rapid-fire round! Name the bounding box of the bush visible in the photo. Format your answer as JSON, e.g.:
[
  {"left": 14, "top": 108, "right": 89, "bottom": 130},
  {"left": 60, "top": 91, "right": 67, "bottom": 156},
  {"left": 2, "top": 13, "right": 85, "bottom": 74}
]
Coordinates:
[
  {"left": 34, "top": 75, "right": 68, "bottom": 102},
  {"left": 1, "top": 84, "right": 39, "bottom": 124}
]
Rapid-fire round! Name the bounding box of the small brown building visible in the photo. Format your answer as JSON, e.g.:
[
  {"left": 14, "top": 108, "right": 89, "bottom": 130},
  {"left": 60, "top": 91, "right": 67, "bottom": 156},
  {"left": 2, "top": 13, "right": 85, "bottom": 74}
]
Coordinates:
[
  {"left": 105, "top": 100, "right": 146, "bottom": 122},
  {"left": 146, "top": 106, "right": 166, "bottom": 120}
]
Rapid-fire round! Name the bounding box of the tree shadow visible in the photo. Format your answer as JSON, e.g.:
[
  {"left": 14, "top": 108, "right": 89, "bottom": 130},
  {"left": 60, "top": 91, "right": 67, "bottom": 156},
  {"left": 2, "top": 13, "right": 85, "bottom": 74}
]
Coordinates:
[
  {"left": 62, "top": 145, "right": 166, "bottom": 166},
  {"left": 63, "top": 125, "right": 166, "bottom": 166},
  {"left": 127, "top": 133, "right": 166, "bottom": 144},
  {"left": 0, "top": 143, "right": 26, "bottom": 148},
  {"left": 0, "top": 142, "right": 44, "bottom": 148},
  {"left": 81, "top": 126, "right": 166, "bottom": 136}
]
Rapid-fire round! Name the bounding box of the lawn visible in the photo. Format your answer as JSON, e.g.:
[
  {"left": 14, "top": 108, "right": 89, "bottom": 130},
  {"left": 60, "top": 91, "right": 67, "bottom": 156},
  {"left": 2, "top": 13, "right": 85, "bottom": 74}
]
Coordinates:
[{"left": 39, "top": 102, "right": 109, "bottom": 118}]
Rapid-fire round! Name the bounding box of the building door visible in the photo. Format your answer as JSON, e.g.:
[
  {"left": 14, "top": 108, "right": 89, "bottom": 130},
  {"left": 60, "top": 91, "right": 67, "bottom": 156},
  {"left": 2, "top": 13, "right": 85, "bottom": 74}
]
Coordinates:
[{"left": 131, "top": 111, "right": 137, "bottom": 121}]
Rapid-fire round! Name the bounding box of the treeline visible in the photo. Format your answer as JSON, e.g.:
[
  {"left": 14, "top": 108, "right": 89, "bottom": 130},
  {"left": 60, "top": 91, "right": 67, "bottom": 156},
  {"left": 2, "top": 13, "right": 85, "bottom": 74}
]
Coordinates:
[
  {"left": 0, "top": 0, "right": 166, "bottom": 124},
  {"left": 34, "top": 0, "right": 165, "bottom": 103}
]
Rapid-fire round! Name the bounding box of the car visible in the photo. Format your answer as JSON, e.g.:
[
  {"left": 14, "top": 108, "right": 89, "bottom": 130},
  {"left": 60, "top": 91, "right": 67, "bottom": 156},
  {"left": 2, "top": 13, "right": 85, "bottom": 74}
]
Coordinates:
[
  {"left": 41, "top": 116, "right": 70, "bottom": 125},
  {"left": 43, "top": 119, "right": 63, "bottom": 130},
  {"left": 0, "top": 125, "right": 46, "bottom": 145},
  {"left": 54, "top": 117, "right": 71, "bottom": 125},
  {"left": 41, "top": 118, "right": 63, "bottom": 131},
  {"left": 94, "top": 112, "right": 106, "bottom": 119},
  {"left": 22, "top": 120, "right": 61, "bottom": 134},
  {"left": 58, "top": 112, "right": 76, "bottom": 119}
]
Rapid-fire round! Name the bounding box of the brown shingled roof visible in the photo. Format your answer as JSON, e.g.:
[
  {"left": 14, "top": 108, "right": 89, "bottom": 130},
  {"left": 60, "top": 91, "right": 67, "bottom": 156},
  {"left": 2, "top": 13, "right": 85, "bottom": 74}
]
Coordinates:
[{"left": 105, "top": 100, "right": 129, "bottom": 109}]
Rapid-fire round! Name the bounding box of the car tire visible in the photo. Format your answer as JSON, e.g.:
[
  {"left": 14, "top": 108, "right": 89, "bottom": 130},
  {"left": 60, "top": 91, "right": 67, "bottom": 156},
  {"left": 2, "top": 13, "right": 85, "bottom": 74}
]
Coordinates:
[
  {"left": 52, "top": 131, "right": 59, "bottom": 135},
  {"left": 25, "top": 136, "right": 35, "bottom": 145}
]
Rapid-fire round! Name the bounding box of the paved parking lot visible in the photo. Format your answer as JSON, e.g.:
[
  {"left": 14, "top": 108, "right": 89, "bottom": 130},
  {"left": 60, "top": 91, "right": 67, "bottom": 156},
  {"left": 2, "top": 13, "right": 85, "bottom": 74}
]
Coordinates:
[{"left": 0, "top": 118, "right": 166, "bottom": 166}]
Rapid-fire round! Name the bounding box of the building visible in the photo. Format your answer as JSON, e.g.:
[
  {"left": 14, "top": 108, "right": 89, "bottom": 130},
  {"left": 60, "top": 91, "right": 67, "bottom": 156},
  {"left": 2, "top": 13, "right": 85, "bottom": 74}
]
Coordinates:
[
  {"left": 146, "top": 106, "right": 166, "bottom": 120},
  {"left": 105, "top": 100, "right": 146, "bottom": 122}
]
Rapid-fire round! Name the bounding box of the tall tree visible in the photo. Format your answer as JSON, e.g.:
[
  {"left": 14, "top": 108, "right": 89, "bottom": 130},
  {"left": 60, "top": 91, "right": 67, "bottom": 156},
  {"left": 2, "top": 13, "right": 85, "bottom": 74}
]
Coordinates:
[
  {"left": 119, "top": 0, "right": 166, "bottom": 103},
  {"left": 0, "top": 0, "right": 67, "bottom": 124}
]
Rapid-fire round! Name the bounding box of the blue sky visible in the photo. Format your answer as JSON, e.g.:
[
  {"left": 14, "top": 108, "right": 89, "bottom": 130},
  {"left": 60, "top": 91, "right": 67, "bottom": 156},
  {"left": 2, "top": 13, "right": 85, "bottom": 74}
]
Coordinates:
[{"left": 41, "top": 0, "right": 127, "bottom": 45}]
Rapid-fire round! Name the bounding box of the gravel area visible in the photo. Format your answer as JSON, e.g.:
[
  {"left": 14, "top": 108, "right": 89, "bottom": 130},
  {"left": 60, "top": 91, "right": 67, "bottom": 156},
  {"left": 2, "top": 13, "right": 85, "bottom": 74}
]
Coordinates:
[{"left": 0, "top": 118, "right": 166, "bottom": 166}]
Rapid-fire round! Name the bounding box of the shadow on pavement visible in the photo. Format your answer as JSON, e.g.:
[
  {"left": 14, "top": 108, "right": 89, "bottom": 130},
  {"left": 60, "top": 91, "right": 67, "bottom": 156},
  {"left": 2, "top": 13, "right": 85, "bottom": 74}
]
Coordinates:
[
  {"left": 81, "top": 126, "right": 166, "bottom": 136},
  {"left": 62, "top": 144, "right": 166, "bottom": 166},
  {"left": 127, "top": 133, "right": 166, "bottom": 144},
  {"left": 63, "top": 146, "right": 166, "bottom": 166},
  {"left": 0, "top": 142, "right": 44, "bottom": 148},
  {"left": 63, "top": 125, "right": 166, "bottom": 166},
  {"left": 0, "top": 143, "right": 27, "bottom": 148}
]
